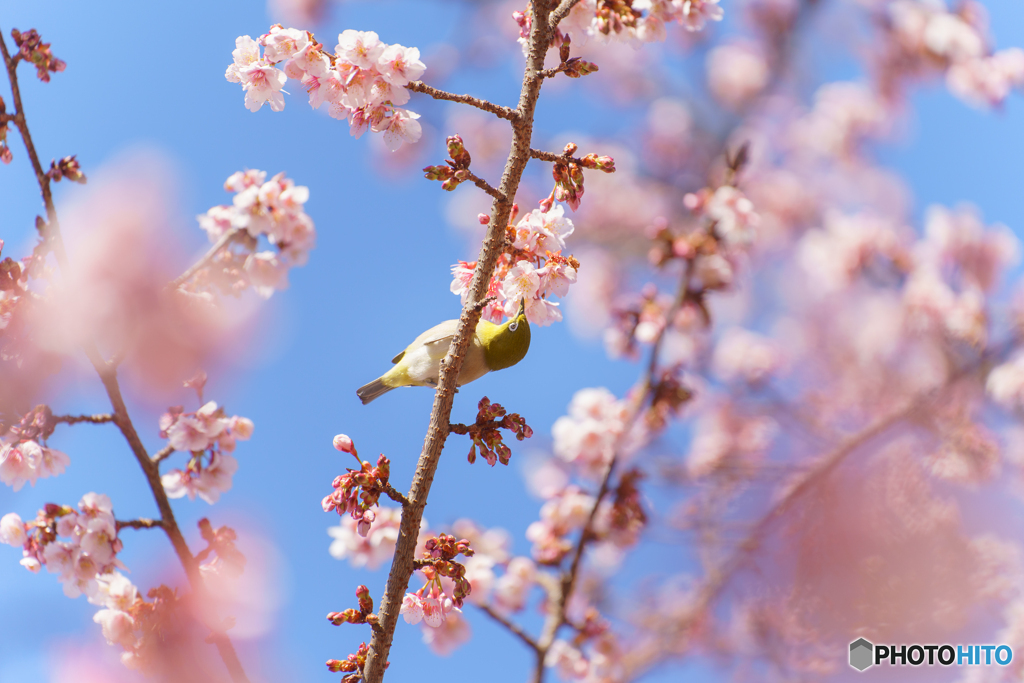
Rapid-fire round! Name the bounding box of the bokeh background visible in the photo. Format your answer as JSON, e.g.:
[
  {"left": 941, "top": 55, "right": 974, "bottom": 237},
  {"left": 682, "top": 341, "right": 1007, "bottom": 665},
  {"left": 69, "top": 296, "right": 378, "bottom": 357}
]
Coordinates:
[{"left": 0, "top": 0, "right": 1023, "bottom": 681}]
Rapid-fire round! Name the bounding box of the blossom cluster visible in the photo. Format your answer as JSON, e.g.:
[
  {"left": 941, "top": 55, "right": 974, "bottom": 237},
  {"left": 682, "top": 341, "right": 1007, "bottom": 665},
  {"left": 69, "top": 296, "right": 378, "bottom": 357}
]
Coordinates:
[
  {"left": 880, "top": 0, "right": 1024, "bottom": 108},
  {"left": 515, "top": 0, "right": 723, "bottom": 52},
  {"left": 0, "top": 404, "right": 69, "bottom": 491},
  {"left": 190, "top": 169, "right": 315, "bottom": 298},
  {"left": 321, "top": 434, "right": 393, "bottom": 535},
  {"left": 401, "top": 534, "right": 475, "bottom": 632},
  {"left": 226, "top": 26, "right": 425, "bottom": 150},
  {"left": 1, "top": 495, "right": 130, "bottom": 602},
  {"left": 449, "top": 397, "right": 534, "bottom": 466},
  {"left": 451, "top": 203, "right": 579, "bottom": 326},
  {"left": 158, "top": 401, "right": 254, "bottom": 505},
  {"left": 328, "top": 505, "right": 407, "bottom": 571}
]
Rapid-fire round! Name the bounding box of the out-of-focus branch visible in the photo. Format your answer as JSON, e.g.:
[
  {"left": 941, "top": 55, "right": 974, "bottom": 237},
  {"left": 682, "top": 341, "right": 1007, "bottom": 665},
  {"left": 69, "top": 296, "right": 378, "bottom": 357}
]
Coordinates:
[
  {"left": 117, "top": 518, "right": 163, "bottom": 531},
  {"left": 53, "top": 413, "right": 115, "bottom": 426},
  {"left": 622, "top": 339, "right": 1014, "bottom": 679},
  {"left": 532, "top": 255, "right": 696, "bottom": 683},
  {"left": 152, "top": 444, "right": 175, "bottom": 464},
  {"left": 361, "top": 2, "right": 560, "bottom": 680},
  {"left": 170, "top": 226, "right": 242, "bottom": 290},
  {"left": 478, "top": 603, "right": 542, "bottom": 654},
  {"left": 549, "top": 0, "right": 584, "bottom": 29},
  {"left": 406, "top": 81, "right": 518, "bottom": 121},
  {"left": 0, "top": 29, "right": 250, "bottom": 683}
]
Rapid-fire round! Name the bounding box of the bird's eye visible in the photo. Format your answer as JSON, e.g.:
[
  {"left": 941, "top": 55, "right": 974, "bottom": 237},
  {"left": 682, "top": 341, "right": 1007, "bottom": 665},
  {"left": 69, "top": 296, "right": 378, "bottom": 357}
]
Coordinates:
[{"left": 509, "top": 321, "right": 519, "bottom": 332}]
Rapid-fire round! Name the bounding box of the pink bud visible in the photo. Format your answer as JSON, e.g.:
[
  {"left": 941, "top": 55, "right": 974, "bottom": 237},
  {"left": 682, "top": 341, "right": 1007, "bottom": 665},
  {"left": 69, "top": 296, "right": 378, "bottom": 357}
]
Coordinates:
[
  {"left": 333, "top": 434, "right": 357, "bottom": 456},
  {"left": 478, "top": 213, "right": 490, "bottom": 225}
]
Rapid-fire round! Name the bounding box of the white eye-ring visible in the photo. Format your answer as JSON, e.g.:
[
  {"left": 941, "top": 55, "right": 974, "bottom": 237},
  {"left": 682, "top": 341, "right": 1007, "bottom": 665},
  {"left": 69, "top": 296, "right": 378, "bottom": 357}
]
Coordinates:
[{"left": 509, "top": 321, "right": 519, "bottom": 332}]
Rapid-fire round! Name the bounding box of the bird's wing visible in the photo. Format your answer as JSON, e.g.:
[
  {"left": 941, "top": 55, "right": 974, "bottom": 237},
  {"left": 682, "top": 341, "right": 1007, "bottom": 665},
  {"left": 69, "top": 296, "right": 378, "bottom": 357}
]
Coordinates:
[{"left": 394, "top": 320, "right": 460, "bottom": 363}]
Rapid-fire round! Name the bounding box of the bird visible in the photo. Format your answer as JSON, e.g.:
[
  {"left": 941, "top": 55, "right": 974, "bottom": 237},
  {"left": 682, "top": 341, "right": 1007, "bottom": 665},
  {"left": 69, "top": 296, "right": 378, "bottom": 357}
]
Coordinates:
[{"left": 356, "top": 299, "right": 531, "bottom": 404}]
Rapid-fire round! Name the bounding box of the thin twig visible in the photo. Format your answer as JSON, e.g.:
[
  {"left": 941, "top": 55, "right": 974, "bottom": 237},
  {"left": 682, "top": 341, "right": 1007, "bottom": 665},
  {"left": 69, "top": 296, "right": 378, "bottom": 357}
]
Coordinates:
[
  {"left": 529, "top": 148, "right": 574, "bottom": 163},
  {"left": 117, "top": 518, "right": 164, "bottom": 531},
  {"left": 152, "top": 444, "right": 175, "bottom": 464},
  {"left": 406, "top": 81, "right": 518, "bottom": 121},
  {"left": 170, "top": 227, "right": 242, "bottom": 290},
  {"left": 0, "top": 29, "right": 250, "bottom": 683},
  {"left": 53, "top": 413, "right": 115, "bottom": 426},
  {"left": 549, "top": 0, "right": 585, "bottom": 29},
  {"left": 478, "top": 603, "right": 542, "bottom": 654},
  {"left": 538, "top": 64, "right": 569, "bottom": 80},
  {"left": 464, "top": 170, "right": 505, "bottom": 201},
  {"left": 383, "top": 484, "right": 409, "bottom": 507}
]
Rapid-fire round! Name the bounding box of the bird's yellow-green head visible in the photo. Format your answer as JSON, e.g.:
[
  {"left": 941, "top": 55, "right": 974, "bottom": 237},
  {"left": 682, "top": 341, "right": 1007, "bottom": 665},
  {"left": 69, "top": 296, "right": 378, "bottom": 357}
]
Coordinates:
[{"left": 479, "top": 298, "right": 531, "bottom": 371}]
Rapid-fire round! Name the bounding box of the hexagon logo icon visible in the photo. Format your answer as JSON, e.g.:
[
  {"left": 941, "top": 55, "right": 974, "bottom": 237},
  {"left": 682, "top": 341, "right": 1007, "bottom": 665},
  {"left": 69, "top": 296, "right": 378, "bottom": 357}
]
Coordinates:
[{"left": 850, "top": 638, "right": 874, "bottom": 671}]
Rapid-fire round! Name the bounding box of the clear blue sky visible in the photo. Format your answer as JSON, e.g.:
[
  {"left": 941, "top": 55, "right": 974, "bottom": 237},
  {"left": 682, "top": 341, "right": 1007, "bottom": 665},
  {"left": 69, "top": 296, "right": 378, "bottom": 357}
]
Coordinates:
[{"left": 0, "top": 1, "right": 1022, "bottom": 682}]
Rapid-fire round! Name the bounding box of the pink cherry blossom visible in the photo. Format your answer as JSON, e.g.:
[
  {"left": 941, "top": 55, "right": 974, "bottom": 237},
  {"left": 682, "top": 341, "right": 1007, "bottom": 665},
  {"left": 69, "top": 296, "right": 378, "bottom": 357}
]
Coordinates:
[
  {"left": 713, "top": 328, "right": 782, "bottom": 384},
  {"left": 161, "top": 452, "right": 238, "bottom": 504},
  {"left": 381, "top": 108, "right": 423, "bottom": 152},
  {"left": 501, "top": 260, "right": 542, "bottom": 303},
  {"left": 336, "top": 30, "right": 385, "bottom": 69},
  {"left": 261, "top": 26, "right": 309, "bottom": 63},
  {"left": 987, "top": 356, "right": 1024, "bottom": 411},
  {"left": 240, "top": 62, "right": 287, "bottom": 113},
  {"left": 682, "top": 0, "right": 724, "bottom": 31},
  {"left": 376, "top": 44, "right": 426, "bottom": 86},
  {"left": 0, "top": 512, "right": 26, "bottom": 546},
  {"left": 552, "top": 388, "right": 629, "bottom": 478},
  {"left": 328, "top": 506, "right": 415, "bottom": 570},
  {"left": 93, "top": 609, "right": 136, "bottom": 648},
  {"left": 707, "top": 42, "right": 769, "bottom": 109},
  {"left": 225, "top": 36, "right": 259, "bottom": 83},
  {"left": 492, "top": 556, "right": 536, "bottom": 613},
  {"left": 420, "top": 611, "right": 471, "bottom": 656},
  {"left": 401, "top": 592, "right": 425, "bottom": 625}
]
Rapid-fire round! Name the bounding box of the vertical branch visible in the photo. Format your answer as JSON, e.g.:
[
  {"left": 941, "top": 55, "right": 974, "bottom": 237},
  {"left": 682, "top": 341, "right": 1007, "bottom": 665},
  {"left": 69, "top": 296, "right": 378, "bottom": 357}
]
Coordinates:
[
  {"left": 0, "top": 28, "right": 249, "bottom": 683},
  {"left": 361, "top": 2, "right": 558, "bottom": 681}
]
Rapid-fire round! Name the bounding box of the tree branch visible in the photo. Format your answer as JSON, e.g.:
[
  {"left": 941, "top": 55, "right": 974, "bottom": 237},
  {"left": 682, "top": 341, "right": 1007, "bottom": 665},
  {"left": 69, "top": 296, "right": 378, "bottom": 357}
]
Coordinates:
[
  {"left": 117, "top": 518, "right": 163, "bottom": 531},
  {"left": 361, "top": 2, "right": 559, "bottom": 680},
  {"left": 0, "top": 29, "right": 250, "bottom": 683},
  {"left": 478, "top": 603, "right": 542, "bottom": 654},
  {"left": 53, "top": 413, "right": 115, "bottom": 426},
  {"left": 406, "top": 81, "right": 518, "bottom": 121},
  {"left": 170, "top": 226, "right": 242, "bottom": 290},
  {"left": 152, "top": 443, "right": 175, "bottom": 464},
  {"left": 464, "top": 170, "right": 505, "bottom": 201}
]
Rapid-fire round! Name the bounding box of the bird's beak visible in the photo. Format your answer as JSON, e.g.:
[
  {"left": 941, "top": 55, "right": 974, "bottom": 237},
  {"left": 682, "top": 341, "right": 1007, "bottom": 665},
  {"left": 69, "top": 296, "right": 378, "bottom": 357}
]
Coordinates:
[{"left": 517, "top": 298, "right": 526, "bottom": 318}]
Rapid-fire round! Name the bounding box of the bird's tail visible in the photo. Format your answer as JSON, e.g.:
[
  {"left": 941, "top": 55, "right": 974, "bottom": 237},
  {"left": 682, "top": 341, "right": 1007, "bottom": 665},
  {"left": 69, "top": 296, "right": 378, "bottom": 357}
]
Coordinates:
[{"left": 356, "top": 377, "right": 394, "bottom": 405}]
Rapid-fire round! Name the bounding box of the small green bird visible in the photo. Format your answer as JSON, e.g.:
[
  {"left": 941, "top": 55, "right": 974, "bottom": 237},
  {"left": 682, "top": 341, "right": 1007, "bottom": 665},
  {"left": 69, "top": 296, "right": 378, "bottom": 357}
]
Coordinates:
[{"left": 356, "top": 299, "right": 531, "bottom": 405}]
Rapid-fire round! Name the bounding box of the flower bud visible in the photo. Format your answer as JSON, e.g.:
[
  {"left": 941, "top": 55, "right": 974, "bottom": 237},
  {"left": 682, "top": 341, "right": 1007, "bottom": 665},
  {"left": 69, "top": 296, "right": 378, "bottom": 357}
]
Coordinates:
[{"left": 333, "top": 434, "right": 357, "bottom": 457}]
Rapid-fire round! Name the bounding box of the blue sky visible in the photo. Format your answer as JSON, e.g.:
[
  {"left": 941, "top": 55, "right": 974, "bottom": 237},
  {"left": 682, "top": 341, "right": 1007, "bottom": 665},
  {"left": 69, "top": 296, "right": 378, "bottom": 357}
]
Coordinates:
[{"left": 0, "top": 1, "right": 1023, "bottom": 682}]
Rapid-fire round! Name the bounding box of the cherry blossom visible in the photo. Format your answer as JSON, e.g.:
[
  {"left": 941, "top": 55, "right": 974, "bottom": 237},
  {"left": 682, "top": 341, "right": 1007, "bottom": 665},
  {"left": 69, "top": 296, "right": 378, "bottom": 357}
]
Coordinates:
[{"left": 227, "top": 26, "right": 427, "bottom": 150}]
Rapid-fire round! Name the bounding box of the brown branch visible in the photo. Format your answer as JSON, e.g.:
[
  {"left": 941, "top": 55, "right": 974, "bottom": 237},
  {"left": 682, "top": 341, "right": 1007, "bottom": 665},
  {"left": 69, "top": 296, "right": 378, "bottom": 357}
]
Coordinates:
[
  {"left": 361, "top": 3, "right": 559, "bottom": 681},
  {"left": 549, "top": 0, "right": 585, "bottom": 29},
  {"left": 383, "top": 484, "right": 409, "bottom": 507},
  {"left": 117, "top": 518, "right": 164, "bottom": 531},
  {"left": 538, "top": 63, "right": 570, "bottom": 80},
  {"left": 529, "top": 147, "right": 574, "bottom": 163},
  {"left": 478, "top": 603, "right": 542, "bottom": 654},
  {"left": 0, "top": 29, "right": 250, "bottom": 683},
  {"left": 464, "top": 170, "right": 505, "bottom": 201},
  {"left": 152, "top": 444, "right": 175, "bottom": 464},
  {"left": 170, "top": 226, "right": 242, "bottom": 290},
  {"left": 406, "top": 81, "right": 518, "bottom": 121},
  {"left": 53, "top": 413, "right": 115, "bottom": 426}
]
